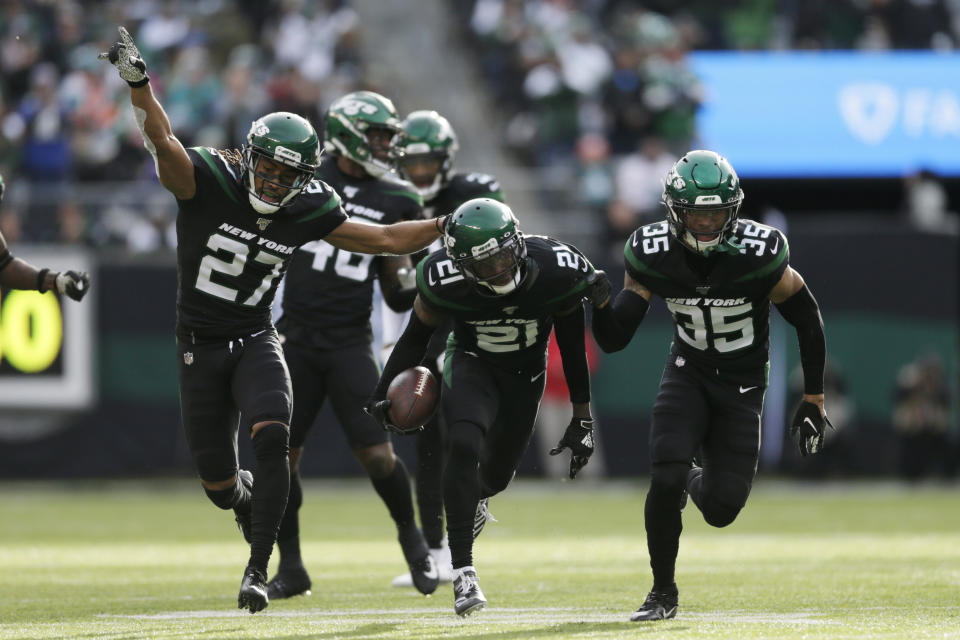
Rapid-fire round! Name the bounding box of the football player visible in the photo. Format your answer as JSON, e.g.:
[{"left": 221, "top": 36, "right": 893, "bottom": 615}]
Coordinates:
[
  {"left": 588, "top": 150, "right": 832, "bottom": 621},
  {"left": 100, "top": 27, "right": 444, "bottom": 613},
  {"left": 269, "top": 91, "right": 438, "bottom": 599},
  {"left": 385, "top": 109, "right": 506, "bottom": 587},
  {"left": 0, "top": 173, "right": 90, "bottom": 300},
  {"left": 365, "top": 198, "right": 603, "bottom": 616}
]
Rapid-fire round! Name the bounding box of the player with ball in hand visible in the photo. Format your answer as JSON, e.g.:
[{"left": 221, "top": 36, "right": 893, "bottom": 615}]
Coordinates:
[{"left": 365, "top": 198, "right": 606, "bottom": 617}]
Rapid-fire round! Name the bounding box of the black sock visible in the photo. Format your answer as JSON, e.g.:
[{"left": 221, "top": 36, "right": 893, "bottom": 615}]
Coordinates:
[
  {"left": 416, "top": 416, "right": 445, "bottom": 548},
  {"left": 370, "top": 456, "right": 416, "bottom": 530},
  {"left": 445, "top": 424, "right": 484, "bottom": 569},
  {"left": 248, "top": 424, "right": 290, "bottom": 574},
  {"left": 644, "top": 483, "right": 684, "bottom": 591},
  {"left": 275, "top": 470, "right": 303, "bottom": 569}
]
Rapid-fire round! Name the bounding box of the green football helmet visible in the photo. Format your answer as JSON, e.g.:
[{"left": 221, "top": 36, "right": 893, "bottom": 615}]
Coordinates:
[
  {"left": 662, "top": 150, "right": 744, "bottom": 254},
  {"left": 243, "top": 112, "right": 321, "bottom": 214},
  {"left": 445, "top": 198, "right": 526, "bottom": 295},
  {"left": 396, "top": 110, "right": 459, "bottom": 201},
  {"left": 323, "top": 91, "right": 401, "bottom": 177}
]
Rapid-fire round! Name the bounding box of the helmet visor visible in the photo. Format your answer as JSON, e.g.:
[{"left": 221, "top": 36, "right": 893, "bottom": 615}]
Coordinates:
[
  {"left": 458, "top": 235, "right": 524, "bottom": 289},
  {"left": 676, "top": 204, "right": 737, "bottom": 242},
  {"left": 398, "top": 153, "right": 444, "bottom": 188},
  {"left": 250, "top": 152, "right": 313, "bottom": 204}
]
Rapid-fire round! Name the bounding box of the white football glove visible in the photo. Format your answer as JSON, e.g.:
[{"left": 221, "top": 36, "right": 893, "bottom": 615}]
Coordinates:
[{"left": 98, "top": 26, "right": 149, "bottom": 87}]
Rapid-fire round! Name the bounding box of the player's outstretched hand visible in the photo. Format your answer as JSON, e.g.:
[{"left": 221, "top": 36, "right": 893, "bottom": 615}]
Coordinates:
[
  {"left": 549, "top": 417, "right": 595, "bottom": 479},
  {"left": 789, "top": 400, "right": 833, "bottom": 456},
  {"left": 56, "top": 270, "right": 90, "bottom": 301},
  {"left": 363, "top": 397, "right": 410, "bottom": 435},
  {"left": 98, "top": 26, "right": 149, "bottom": 87},
  {"left": 585, "top": 270, "right": 611, "bottom": 308}
]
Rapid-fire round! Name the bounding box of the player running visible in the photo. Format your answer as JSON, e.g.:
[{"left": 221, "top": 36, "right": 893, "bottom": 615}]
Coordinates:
[
  {"left": 366, "top": 198, "right": 603, "bottom": 616},
  {"left": 588, "top": 150, "right": 832, "bottom": 621}
]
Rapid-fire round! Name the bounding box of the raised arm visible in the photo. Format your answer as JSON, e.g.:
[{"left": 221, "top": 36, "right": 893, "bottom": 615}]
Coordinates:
[
  {"left": 100, "top": 27, "right": 195, "bottom": 199},
  {"left": 324, "top": 216, "right": 445, "bottom": 256}
]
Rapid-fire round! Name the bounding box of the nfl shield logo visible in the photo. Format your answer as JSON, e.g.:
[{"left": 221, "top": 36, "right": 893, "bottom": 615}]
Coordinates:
[
  {"left": 183, "top": 352, "right": 194, "bottom": 366},
  {"left": 696, "top": 286, "right": 710, "bottom": 295},
  {"left": 675, "top": 356, "right": 685, "bottom": 367},
  {"left": 257, "top": 217, "right": 271, "bottom": 231}
]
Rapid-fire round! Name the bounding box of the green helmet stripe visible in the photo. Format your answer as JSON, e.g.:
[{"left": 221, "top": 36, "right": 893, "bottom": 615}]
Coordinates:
[
  {"left": 733, "top": 239, "right": 789, "bottom": 282},
  {"left": 296, "top": 190, "right": 342, "bottom": 223},
  {"left": 196, "top": 147, "right": 241, "bottom": 205},
  {"left": 624, "top": 238, "right": 668, "bottom": 279},
  {"left": 415, "top": 260, "right": 473, "bottom": 311}
]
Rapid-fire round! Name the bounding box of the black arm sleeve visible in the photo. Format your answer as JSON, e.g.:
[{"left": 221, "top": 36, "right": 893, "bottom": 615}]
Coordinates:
[
  {"left": 591, "top": 289, "right": 650, "bottom": 353},
  {"left": 553, "top": 304, "right": 590, "bottom": 404},
  {"left": 371, "top": 311, "right": 435, "bottom": 400},
  {"left": 774, "top": 284, "right": 825, "bottom": 395}
]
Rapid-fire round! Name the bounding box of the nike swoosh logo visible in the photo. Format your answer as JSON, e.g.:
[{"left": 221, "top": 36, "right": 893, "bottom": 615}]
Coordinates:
[
  {"left": 803, "top": 417, "right": 817, "bottom": 431},
  {"left": 531, "top": 370, "right": 546, "bottom": 382},
  {"left": 739, "top": 385, "right": 757, "bottom": 393},
  {"left": 770, "top": 237, "right": 779, "bottom": 254},
  {"left": 422, "top": 557, "right": 438, "bottom": 580}
]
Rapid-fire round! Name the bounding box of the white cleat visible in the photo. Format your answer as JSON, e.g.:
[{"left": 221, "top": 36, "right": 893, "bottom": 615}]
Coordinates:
[
  {"left": 392, "top": 538, "right": 455, "bottom": 586},
  {"left": 453, "top": 566, "right": 486, "bottom": 616}
]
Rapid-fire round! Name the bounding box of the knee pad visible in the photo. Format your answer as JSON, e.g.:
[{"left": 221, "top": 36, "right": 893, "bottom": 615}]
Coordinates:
[
  {"left": 204, "top": 474, "right": 243, "bottom": 510},
  {"left": 647, "top": 462, "right": 690, "bottom": 511},
  {"left": 252, "top": 422, "right": 289, "bottom": 460},
  {"left": 447, "top": 422, "right": 484, "bottom": 464},
  {"left": 249, "top": 390, "right": 292, "bottom": 427},
  {"left": 356, "top": 446, "right": 395, "bottom": 479},
  {"left": 700, "top": 470, "right": 751, "bottom": 528}
]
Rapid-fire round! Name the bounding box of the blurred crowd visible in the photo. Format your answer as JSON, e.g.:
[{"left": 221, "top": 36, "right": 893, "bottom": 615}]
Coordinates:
[
  {"left": 0, "top": 0, "right": 366, "bottom": 249},
  {"left": 454, "top": 0, "right": 960, "bottom": 248},
  {"left": 0, "top": 0, "right": 958, "bottom": 251}
]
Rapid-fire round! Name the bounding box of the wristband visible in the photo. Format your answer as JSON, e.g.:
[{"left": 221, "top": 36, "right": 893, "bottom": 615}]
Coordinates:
[
  {"left": 127, "top": 75, "right": 149, "bottom": 88},
  {"left": 36, "top": 268, "right": 50, "bottom": 292}
]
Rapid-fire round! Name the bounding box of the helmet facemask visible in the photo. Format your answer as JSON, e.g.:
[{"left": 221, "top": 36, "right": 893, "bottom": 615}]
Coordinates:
[
  {"left": 666, "top": 197, "right": 741, "bottom": 254},
  {"left": 397, "top": 149, "right": 449, "bottom": 201},
  {"left": 244, "top": 146, "right": 315, "bottom": 214},
  {"left": 454, "top": 232, "right": 527, "bottom": 295}
]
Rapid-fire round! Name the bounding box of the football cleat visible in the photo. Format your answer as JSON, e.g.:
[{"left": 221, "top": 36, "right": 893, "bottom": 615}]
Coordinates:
[
  {"left": 398, "top": 524, "right": 439, "bottom": 595},
  {"left": 234, "top": 469, "right": 254, "bottom": 544},
  {"left": 473, "top": 498, "right": 496, "bottom": 539},
  {"left": 453, "top": 566, "right": 486, "bottom": 616},
  {"left": 392, "top": 539, "right": 455, "bottom": 586},
  {"left": 267, "top": 565, "right": 312, "bottom": 599},
  {"left": 237, "top": 566, "right": 269, "bottom": 613},
  {"left": 630, "top": 585, "right": 679, "bottom": 621}
]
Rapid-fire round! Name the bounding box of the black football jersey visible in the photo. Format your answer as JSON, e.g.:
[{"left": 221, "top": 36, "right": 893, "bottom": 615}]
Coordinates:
[
  {"left": 416, "top": 235, "right": 595, "bottom": 371},
  {"left": 425, "top": 171, "right": 505, "bottom": 220},
  {"left": 624, "top": 218, "right": 789, "bottom": 371},
  {"left": 176, "top": 147, "right": 347, "bottom": 340},
  {"left": 278, "top": 155, "right": 423, "bottom": 349}
]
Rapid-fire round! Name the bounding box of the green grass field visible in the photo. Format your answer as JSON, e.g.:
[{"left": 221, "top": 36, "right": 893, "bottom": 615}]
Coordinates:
[{"left": 0, "top": 478, "right": 957, "bottom": 639}]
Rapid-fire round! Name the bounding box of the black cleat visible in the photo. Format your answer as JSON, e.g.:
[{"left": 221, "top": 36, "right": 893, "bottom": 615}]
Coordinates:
[
  {"left": 630, "top": 585, "right": 679, "bottom": 621},
  {"left": 234, "top": 469, "right": 254, "bottom": 544},
  {"left": 453, "top": 566, "right": 486, "bottom": 616},
  {"left": 472, "top": 498, "right": 496, "bottom": 540},
  {"left": 398, "top": 524, "right": 439, "bottom": 595},
  {"left": 238, "top": 566, "right": 269, "bottom": 613},
  {"left": 267, "top": 566, "right": 312, "bottom": 599}
]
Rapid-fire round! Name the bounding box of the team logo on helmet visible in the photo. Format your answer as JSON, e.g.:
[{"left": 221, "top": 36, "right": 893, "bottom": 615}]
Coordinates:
[{"left": 252, "top": 121, "right": 269, "bottom": 137}]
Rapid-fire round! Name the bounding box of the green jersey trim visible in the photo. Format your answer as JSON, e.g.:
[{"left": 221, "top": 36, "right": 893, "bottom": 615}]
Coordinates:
[
  {"left": 415, "top": 260, "right": 473, "bottom": 311},
  {"left": 733, "top": 239, "right": 789, "bottom": 283},
  {"left": 296, "top": 192, "right": 342, "bottom": 223},
  {"left": 382, "top": 188, "right": 424, "bottom": 207},
  {"left": 544, "top": 278, "right": 590, "bottom": 305},
  {"left": 623, "top": 239, "right": 668, "bottom": 279},
  {"left": 195, "top": 147, "right": 241, "bottom": 205}
]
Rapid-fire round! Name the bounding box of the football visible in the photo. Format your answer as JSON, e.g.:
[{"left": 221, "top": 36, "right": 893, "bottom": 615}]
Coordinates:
[{"left": 386, "top": 366, "right": 439, "bottom": 433}]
